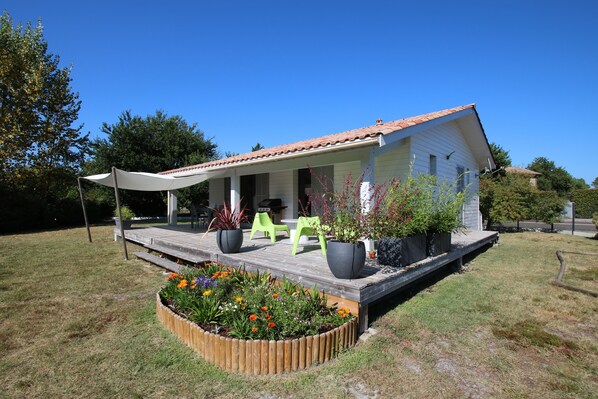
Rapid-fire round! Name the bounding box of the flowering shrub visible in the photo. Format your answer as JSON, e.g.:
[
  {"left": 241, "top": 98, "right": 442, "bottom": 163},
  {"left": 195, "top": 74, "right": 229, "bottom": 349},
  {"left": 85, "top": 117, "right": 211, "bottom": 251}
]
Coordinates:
[{"left": 160, "top": 262, "right": 354, "bottom": 340}]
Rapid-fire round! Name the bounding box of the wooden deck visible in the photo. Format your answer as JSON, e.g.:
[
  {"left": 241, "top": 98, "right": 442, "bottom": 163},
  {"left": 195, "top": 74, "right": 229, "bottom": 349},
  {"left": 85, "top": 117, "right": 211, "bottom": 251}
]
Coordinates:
[{"left": 118, "top": 225, "right": 498, "bottom": 331}]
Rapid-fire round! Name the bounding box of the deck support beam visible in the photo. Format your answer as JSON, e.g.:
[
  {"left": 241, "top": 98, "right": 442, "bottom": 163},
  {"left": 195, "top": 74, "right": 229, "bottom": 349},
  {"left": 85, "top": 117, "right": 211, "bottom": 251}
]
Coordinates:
[
  {"left": 230, "top": 171, "right": 240, "bottom": 211},
  {"left": 360, "top": 152, "right": 375, "bottom": 252},
  {"left": 167, "top": 190, "right": 178, "bottom": 225}
]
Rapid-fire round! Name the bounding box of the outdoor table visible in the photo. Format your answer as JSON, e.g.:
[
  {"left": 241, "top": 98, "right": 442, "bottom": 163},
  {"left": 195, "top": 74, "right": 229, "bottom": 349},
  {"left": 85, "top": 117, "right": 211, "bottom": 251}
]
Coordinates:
[{"left": 281, "top": 218, "right": 310, "bottom": 243}]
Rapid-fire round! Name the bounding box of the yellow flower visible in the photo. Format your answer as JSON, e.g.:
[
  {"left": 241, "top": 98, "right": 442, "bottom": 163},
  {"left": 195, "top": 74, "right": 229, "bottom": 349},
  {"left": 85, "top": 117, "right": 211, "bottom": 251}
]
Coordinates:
[
  {"left": 234, "top": 296, "right": 243, "bottom": 303},
  {"left": 203, "top": 290, "right": 212, "bottom": 296}
]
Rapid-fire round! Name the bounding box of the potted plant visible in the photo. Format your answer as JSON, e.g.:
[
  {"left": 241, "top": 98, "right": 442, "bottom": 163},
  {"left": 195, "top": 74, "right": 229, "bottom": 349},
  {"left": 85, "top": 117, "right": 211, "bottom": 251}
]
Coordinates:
[
  {"left": 114, "top": 205, "right": 135, "bottom": 229},
  {"left": 307, "top": 168, "right": 370, "bottom": 279},
  {"left": 370, "top": 175, "right": 433, "bottom": 268},
  {"left": 426, "top": 178, "right": 465, "bottom": 257},
  {"left": 207, "top": 202, "right": 248, "bottom": 254}
]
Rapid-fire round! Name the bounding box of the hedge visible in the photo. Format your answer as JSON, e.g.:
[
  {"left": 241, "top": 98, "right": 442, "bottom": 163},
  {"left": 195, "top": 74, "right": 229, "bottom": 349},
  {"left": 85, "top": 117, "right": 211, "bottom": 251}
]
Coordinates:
[{"left": 571, "top": 189, "right": 598, "bottom": 218}]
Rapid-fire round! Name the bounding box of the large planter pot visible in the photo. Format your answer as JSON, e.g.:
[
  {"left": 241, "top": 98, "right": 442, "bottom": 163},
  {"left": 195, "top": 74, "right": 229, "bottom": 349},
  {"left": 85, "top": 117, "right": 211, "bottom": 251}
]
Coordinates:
[
  {"left": 326, "top": 240, "right": 366, "bottom": 279},
  {"left": 216, "top": 228, "right": 243, "bottom": 253},
  {"left": 426, "top": 232, "right": 451, "bottom": 257},
  {"left": 402, "top": 234, "right": 427, "bottom": 265},
  {"left": 114, "top": 218, "right": 132, "bottom": 230},
  {"left": 378, "top": 235, "right": 427, "bottom": 268},
  {"left": 377, "top": 237, "right": 403, "bottom": 268}
]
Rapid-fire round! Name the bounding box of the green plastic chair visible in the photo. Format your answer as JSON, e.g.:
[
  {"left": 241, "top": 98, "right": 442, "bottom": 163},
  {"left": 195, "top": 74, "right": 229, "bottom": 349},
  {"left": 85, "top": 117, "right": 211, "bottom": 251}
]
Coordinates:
[
  {"left": 291, "top": 216, "right": 327, "bottom": 256},
  {"left": 249, "top": 212, "right": 290, "bottom": 243}
]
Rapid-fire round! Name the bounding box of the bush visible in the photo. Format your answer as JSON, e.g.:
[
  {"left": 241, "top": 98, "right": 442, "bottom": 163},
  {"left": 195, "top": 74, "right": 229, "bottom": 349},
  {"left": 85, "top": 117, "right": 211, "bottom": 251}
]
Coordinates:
[
  {"left": 114, "top": 205, "right": 135, "bottom": 220},
  {"left": 571, "top": 189, "right": 598, "bottom": 218},
  {"left": 530, "top": 191, "right": 566, "bottom": 225},
  {"left": 592, "top": 213, "right": 598, "bottom": 231},
  {"left": 159, "top": 262, "right": 354, "bottom": 340}
]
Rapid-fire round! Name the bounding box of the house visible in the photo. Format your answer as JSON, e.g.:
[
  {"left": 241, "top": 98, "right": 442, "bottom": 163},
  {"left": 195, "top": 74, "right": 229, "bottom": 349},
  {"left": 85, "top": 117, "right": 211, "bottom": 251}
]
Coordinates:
[
  {"left": 161, "top": 104, "right": 495, "bottom": 232},
  {"left": 504, "top": 166, "right": 541, "bottom": 187}
]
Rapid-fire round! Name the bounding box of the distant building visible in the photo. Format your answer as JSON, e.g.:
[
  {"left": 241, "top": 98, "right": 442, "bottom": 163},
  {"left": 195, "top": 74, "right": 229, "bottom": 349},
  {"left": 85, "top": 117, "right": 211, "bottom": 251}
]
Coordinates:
[{"left": 505, "top": 166, "right": 541, "bottom": 187}]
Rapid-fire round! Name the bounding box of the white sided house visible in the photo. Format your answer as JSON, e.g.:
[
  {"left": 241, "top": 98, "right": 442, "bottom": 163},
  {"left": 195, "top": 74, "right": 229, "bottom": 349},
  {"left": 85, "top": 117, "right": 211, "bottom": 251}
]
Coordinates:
[{"left": 161, "top": 104, "right": 495, "bottom": 232}]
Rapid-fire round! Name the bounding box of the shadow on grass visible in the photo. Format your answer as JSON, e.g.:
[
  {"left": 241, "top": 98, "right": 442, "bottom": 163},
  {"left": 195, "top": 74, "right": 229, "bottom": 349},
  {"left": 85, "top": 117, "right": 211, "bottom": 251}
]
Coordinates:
[{"left": 368, "top": 243, "right": 494, "bottom": 325}]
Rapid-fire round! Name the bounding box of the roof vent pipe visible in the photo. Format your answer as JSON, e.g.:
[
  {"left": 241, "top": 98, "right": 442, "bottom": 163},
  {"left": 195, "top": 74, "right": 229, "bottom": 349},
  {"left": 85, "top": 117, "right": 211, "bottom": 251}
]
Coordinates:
[{"left": 376, "top": 118, "right": 383, "bottom": 125}]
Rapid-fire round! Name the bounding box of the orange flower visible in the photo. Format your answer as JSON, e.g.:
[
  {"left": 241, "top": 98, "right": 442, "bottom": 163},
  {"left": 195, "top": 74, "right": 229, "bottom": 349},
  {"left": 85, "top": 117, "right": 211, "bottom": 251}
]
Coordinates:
[
  {"left": 265, "top": 314, "right": 272, "bottom": 320},
  {"left": 251, "top": 327, "right": 258, "bottom": 333},
  {"left": 168, "top": 273, "right": 178, "bottom": 281},
  {"left": 190, "top": 284, "right": 196, "bottom": 289},
  {"left": 249, "top": 314, "right": 257, "bottom": 322},
  {"left": 261, "top": 306, "right": 268, "bottom": 311},
  {"left": 272, "top": 293, "right": 279, "bottom": 299},
  {"left": 177, "top": 279, "right": 188, "bottom": 289},
  {"left": 267, "top": 322, "right": 276, "bottom": 329}
]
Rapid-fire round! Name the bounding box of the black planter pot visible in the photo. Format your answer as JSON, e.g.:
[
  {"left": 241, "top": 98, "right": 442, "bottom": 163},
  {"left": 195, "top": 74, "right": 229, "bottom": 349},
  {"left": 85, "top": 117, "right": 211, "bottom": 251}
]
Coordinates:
[
  {"left": 377, "top": 237, "right": 403, "bottom": 268},
  {"left": 114, "top": 218, "right": 132, "bottom": 230},
  {"left": 378, "top": 235, "right": 428, "bottom": 268},
  {"left": 216, "top": 228, "right": 243, "bottom": 253},
  {"left": 426, "top": 232, "right": 451, "bottom": 257},
  {"left": 326, "top": 240, "right": 366, "bottom": 279}
]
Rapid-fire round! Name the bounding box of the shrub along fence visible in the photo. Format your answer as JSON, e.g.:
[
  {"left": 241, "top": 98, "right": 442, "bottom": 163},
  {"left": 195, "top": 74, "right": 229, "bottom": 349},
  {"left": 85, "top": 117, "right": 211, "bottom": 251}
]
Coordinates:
[{"left": 571, "top": 189, "right": 598, "bottom": 218}]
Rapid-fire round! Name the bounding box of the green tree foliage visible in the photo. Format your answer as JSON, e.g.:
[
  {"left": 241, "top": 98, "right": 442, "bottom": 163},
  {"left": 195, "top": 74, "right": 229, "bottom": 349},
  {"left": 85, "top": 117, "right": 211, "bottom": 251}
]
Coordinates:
[
  {"left": 592, "top": 177, "right": 598, "bottom": 189},
  {"left": 527, "top": 157, "right": 574, "bottom": 196},
  {"left": 529, "top": 191, "right": 565, "bottom": 226},
  {"left": 251, "top": 142, "right": 265, "bottom": 151},
  {"left": 85, "top": 110, "right": 217, "bottom": 215},
  {"left": 480, "top": 174, "right": 534, "bottom": 229},
  {"left": 571, "top": 189, "right": 598, "bottom": 218},
  {"left": 0, "top": 12, "right": 91, "bottom": 232},
  {"left": 489, "top": 142, "right": 511, "bottom": 169},
  {"left": 573, "top": 178, "right": 589, "bottom": 190}
]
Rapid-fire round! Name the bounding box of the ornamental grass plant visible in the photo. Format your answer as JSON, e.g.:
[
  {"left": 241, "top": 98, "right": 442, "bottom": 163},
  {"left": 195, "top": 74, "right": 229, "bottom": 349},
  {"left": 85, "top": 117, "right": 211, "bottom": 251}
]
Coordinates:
[{"left": 159, "top": 262, "right": 353, "bottom": 340}]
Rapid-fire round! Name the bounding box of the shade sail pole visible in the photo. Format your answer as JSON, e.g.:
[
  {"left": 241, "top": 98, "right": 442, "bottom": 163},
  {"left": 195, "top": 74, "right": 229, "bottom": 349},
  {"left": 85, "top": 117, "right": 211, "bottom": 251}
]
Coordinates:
[
  {"left": 77, "top": 177, "right": 92, "bottom": 243},
  {"left": 112, "top": 167, "right": 129, "bottom": 260}
]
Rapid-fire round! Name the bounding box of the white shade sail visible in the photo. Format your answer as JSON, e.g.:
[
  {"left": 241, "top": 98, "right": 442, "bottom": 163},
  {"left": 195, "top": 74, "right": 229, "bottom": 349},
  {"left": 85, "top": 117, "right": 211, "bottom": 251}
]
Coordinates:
[{"left": 83, "top": 168, "right": 220, "bottom": 191}]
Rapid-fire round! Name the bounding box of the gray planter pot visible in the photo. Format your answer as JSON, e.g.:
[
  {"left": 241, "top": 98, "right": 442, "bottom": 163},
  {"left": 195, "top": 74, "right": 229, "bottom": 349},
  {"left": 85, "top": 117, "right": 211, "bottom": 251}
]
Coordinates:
[
  {"left": 326, "top": 240, "right": 366, "bottom": 279},
  {"left": 114, "top": 218, "right": 132, "bottom": 230},
  {"left": 426, "top": 232, "right": 451, "bottom": 257},
  {"left": 378, "top": 234, "right": 427, "bottom": 268},
  {"left": 216, "top": 228, "right": 243, "bottom": 253}
]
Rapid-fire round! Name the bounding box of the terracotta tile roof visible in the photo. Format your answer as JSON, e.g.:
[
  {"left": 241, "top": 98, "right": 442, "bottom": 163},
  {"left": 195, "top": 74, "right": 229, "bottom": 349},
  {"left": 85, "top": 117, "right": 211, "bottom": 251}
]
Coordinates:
[
  {"left": 505, "top": 166, "right": 541, "bottom": 175},
  {"left": 163, "top": 104, "right": 475, "bottom": 175}
]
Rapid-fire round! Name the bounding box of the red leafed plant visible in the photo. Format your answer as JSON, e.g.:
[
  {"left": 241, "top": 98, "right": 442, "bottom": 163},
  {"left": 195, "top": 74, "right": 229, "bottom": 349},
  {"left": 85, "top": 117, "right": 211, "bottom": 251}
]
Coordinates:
[{"left": 208, "top": 201, "right": 249, "bottom": 230}]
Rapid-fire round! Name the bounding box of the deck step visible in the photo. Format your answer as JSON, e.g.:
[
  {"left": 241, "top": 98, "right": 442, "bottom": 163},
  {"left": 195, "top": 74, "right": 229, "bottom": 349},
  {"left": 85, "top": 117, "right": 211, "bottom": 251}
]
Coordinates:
[
  {"left": 134, "top": 252, "right": 182, "bottom": 273},
  {"left": 144, "top": 243, "right": 209, "bottom": 264}
]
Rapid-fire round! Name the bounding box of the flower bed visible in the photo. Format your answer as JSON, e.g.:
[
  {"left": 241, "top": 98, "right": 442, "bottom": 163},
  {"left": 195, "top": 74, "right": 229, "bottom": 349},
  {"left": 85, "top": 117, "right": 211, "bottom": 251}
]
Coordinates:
[{"left": 157, "top": 262, "right": 358, "bottom": 374}]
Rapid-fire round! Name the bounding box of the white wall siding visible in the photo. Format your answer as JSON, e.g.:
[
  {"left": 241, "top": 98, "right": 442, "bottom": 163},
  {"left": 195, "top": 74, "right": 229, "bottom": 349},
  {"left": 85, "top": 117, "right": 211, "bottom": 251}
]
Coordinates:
[
  {"left": 269, "top": 170, "right": 295, "bottom": 219},
  {"left": 209, "top": 178, "right": 225, "bottom": 208},
  {"left": 409, "top": 121, "right": 481, "bottom": 230},
  {"left": 334, "top": 161, "right": 361, "bottom": 192},
  {"left": 374, "top": 139, "right": 411, "bottom": 184}
]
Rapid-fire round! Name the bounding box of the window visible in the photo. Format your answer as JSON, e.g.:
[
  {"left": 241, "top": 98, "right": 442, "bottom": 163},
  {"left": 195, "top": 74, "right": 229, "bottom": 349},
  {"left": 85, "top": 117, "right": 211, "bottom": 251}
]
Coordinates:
[{"left": 429, "top": 155, "right": 437, "bottom": 176}]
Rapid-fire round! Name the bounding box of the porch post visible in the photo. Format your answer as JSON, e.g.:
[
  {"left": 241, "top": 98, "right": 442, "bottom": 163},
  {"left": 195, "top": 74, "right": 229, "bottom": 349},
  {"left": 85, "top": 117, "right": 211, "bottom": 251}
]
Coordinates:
[
  {"left": 112, "top": 167, "right": 129, "bottom": 261},
  {"left": 230, "top": 171, "right": 240, "bottom": 211},
  {"left": 360, "top": 152, "right": 375, "bottom": 252},
  {"left": 167, "top": 190, "right": 178, "bottom": 225}
]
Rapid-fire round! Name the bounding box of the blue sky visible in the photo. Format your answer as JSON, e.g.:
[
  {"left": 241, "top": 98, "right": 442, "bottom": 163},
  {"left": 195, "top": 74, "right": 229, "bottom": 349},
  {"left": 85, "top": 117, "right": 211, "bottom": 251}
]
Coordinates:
[{"left": 4, "top": 1, "right": 597, "bottom": 183}]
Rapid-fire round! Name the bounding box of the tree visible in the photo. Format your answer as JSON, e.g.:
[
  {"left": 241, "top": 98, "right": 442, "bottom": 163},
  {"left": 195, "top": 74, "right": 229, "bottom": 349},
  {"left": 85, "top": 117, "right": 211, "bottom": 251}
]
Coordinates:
[
  {"left": 573, "top": 178, "right": 589, "bottom": 190},
  {"left": 251, "top": 142, "right": 265, "bottom": 152},
  {"left": 85, "top": 110, "right": 217, "bottom": 215},
  {"left": 527, "top": 157, "right": 574, "bottom": 196},
  {"left": 480, "top": 174, "right": 534, "bottom": 229},
  {"left": 0, "top": 12, "right": 89, "bottom": 175},
  {"left": 529, "top": 191, "right": 566, "bottom": 229},
  {"left": 0, "top": 12, "right": 91, "bottom": 232},
  {"left": 489, "top": 142, "right": 511, "bottom": 170},
  {"left": 593, "top": 177, "right": 598, "bottom": 189}
]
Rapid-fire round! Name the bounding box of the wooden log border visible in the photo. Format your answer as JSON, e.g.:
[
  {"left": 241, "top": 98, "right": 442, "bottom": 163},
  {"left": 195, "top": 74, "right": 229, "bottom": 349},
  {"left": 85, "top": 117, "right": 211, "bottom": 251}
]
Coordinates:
[{"left": 156, "top": 293, "right": 358, "bottom": 374}]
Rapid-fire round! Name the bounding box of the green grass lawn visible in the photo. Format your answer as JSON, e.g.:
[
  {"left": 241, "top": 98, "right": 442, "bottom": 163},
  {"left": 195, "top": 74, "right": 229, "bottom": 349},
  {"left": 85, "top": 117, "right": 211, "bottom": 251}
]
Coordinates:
[{"left": 1, "top": 227, "right": 596, "bottom": 398}]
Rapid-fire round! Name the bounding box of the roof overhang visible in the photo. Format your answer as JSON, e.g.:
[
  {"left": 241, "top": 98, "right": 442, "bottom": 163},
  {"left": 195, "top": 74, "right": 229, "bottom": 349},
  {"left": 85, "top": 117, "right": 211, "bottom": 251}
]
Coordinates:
[{"left": 167, "top": 138, "right": 379, "bottom": 177}]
